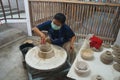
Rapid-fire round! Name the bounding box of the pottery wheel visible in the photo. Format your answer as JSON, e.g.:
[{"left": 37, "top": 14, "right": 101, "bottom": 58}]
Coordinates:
[{"left": 25, "top": 45, "right": 67, "bottom": 70}]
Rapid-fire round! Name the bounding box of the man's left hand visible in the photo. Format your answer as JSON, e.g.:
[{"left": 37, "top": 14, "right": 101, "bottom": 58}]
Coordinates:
[{"left": 70, "top": 44, "right": 74, "bottom": 53}]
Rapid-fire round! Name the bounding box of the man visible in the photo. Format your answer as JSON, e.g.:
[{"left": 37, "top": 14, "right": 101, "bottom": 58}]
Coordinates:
[{"left": 32, "top": 13, "right": 76, "bottom": 57}]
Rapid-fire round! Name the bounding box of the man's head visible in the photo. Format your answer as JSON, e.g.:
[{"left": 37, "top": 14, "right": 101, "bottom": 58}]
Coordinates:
[{"left": 53, "top": 13, "right": 66, "bottom": 26}]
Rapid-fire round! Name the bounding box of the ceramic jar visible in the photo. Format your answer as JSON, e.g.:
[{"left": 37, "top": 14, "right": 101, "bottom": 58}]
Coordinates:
[
  {"left": 112, "top": 45, "right": 120, "bottom": 53},
  {"left": 81, "top": 49, "right": 94, "bottom": 60},
  {"left": 74, "top": 61, "right": 90, "bottom": 74},
  {"left": 100, "top": 51, "right": 113, "bottom": 64},
  {"left": 112, "top": 51, "right": 120, "bottom": 57},
  {"left": 38, "top": 43, "right": 54, "bottom": 59},
  {"left": 113, "top": 56, "right": 120, "bottom": 64},
  {"left": 91, "top": 75, "right": 104, "bottom": 80},
  {"left": 113, "top": 63, "right": 120, "bottom": 72}
]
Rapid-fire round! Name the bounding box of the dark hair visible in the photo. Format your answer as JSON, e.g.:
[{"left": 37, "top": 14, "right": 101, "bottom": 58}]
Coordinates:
[{"left": 53, "top": 13, "right": 66, "bottom": 24}]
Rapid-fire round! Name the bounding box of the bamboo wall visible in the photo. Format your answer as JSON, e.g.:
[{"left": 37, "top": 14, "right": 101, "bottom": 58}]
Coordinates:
[{"left": 29, "top": 0, "right": 120, "bottom": 44}]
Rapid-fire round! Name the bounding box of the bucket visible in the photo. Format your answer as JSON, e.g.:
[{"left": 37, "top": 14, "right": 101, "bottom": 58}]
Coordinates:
[{"left": 19, "top": 43, "right": 34, "bottom": 58}]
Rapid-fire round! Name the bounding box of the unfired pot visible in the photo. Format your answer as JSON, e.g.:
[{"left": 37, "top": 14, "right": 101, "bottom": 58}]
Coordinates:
[{"left": 100, "top": 51, "right": 113, "bottom": 64}]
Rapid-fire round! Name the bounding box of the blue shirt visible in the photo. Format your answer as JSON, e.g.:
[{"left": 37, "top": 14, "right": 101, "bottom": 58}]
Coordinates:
[{"left": 37, "top": 20, "right": 75, "bottom": 46}]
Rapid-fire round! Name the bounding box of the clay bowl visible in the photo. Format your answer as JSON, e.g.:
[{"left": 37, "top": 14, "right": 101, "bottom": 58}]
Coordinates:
[
  {"left": 81, "top": 49, "right": 94, "bottom": 60},
  {"left": 39, "top": 43, "right": 52, "bottom": 52},
  {"left": 74, "top": 61, "right": 90, "bottom": 75},
  {"left": 91, "top": 75, "right": 104, "bottom": 80},
  {"left": 113, "top": 56, "right": 120, "bottom": 64},
  {"left": 102, "top": 43, "right": 111, "bottom": 48},
  {"left": 112, "top": 45, "right": 120, "bottom": 53},
  {"left": 113, "top": 63, "right": 120, "bottom": 72},
  {"left": 114, "top": 76, "right": 120, "bottom": 80},
  {"left": 38, "top": 44, "right": 54, "bottom": 59},
  {"left": 100, "top": 51, "right": 113, "bottom": 64},
  {"left": 112, "top": 51, "right": 120, "bottom": 56}
]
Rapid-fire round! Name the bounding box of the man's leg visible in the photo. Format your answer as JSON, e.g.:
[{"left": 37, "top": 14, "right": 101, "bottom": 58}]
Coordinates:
[{"left": 62, "top": 42, "right": 76, "bottom": 65}]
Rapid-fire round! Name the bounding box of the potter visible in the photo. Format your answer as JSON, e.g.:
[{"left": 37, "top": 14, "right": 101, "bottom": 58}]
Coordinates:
[{"left": 32, "top": 13, "right": 76, "bottom": 63}]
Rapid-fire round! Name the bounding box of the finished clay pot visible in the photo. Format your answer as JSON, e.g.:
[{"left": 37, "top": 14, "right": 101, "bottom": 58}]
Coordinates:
[
  {"left": 81, "top": 49, "right": 94, "bottom": 60},
  {"left": 113, "top": 56, "right": 120, "bottom": 64},
  {"left": 74, "top": 61, "right": 90, "bottom": 74},
  {"left": 113, "top": 63, "right": 120, "bottom": 72},
  {"left": 112, "top": 51, "right": 120, "bottom": 56},
  {"left": 112, "top": 45, "right": 120, "bottom": 53},
  {"left": 100, "top": 51, "right": 113, "bottom": 64},
  {"left": 91, "top": 75, "right": 104, "bottom": 80}
]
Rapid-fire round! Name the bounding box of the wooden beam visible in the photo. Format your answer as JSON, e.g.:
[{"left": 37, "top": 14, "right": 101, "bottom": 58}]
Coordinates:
[{"left": 28, "top": 0, "right": 120, "bottom": 7}]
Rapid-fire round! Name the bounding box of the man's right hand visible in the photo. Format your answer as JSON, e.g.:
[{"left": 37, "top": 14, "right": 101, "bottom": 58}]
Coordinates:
[
  {"left": 32, "top": 27, "right": 46, "bottom": 44},
  {"left": 40, "top": 33, "right": 46, "bottom": 44}
]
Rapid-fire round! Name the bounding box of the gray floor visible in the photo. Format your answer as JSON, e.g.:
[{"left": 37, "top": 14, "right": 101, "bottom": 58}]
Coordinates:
[{"left": 0, "top": 38, "right": 28, "bottom": 80}]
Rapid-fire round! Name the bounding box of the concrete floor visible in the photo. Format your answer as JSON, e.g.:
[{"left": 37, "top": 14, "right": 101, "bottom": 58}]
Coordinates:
[{"left": 0, "top": 38, "right": 28, "bottom": 80}]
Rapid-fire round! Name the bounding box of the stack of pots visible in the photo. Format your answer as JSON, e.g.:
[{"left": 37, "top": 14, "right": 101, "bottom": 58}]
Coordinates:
[{"left": 112, "top": 45, "right": 120, "bottom": 72}]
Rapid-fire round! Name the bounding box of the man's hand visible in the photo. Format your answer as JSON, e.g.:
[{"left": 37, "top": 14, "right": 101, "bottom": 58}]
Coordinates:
[
  {"left": 32, "top": 27, "right": 46, "bottom": 44},
  {"left": 40, "top": 32, "right": 46, "bottom": 44},
  {"left": 69, "top": 36, "right": 76, "bottom": 52},
  {"left": 70, "top": 44, "right": 74, "bottom": 53}
]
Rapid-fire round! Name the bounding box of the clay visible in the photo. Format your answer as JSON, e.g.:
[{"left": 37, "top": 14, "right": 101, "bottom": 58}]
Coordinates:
[
  {"left": 113, "top": 56, "right": 120, "bottom": 64},
  {"left": 91, "top": 75, "right": 104, "bottom": 80},
  {"left": 92, "top": 47, "right": 103, "bottom": 52},
  {"left": 38, "top": 43, "right": 54, "bottom": 59},
  {"left": 113, "top": 63, "right": 120, "bottom": 72},
  {"left": 112, "top": 51, "right": 120, "bottom": 56},
  {"left": 114, "top": 76, "right": 120, "bottom": 80},
  {"left": 81, "top": 49, "right": 94, "bottom": 60},
  {"left": 102, "top": 43, "right": 111, "bottom": 48},
  {"left": 112, "top": 45, "right": 120, "bottom": 52},
  {"left": 39, "top": 43, "right": 51, "bottom": 52},
  {"left": 100, "top": 51, "right": 113, "bottom": 64},
  {"left": 74, "top": 61, "right": 90, "bottom": 74}
]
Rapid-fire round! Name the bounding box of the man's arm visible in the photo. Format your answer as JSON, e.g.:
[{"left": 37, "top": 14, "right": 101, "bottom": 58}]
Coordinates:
[
  {"left": 32, "top": 21, "right": 51, "bottom": 44},
  {"left": 32, "top": 27, "right": 45, "bottom": 39},
  {"left": 32, "top": 27, "right": 46, "bottom": 44}
]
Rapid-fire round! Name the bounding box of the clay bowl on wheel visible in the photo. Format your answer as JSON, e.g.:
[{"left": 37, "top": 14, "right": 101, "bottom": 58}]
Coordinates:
[{"left": 38, "top": 43, "right": 54, "bottom": 59}]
